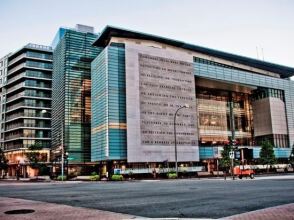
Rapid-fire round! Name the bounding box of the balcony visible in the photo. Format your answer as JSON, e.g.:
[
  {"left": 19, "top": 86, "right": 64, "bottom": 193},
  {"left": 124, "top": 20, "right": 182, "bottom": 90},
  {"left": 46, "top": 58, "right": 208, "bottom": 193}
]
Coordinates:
[
  {"left": 5, "top": 123, "right": 51, "bottom": 132},
  {"left": 26, "top": 61, "right": 52, "bottom": 70},
  {"left": 8, "top": 63, "right": 26, "bottom": 75},
  {"left": 6, "top": 72, "right": 26, "bottom": 85},
  {"left": 27, "top": 51, "right": 53, "bottom": 60},
  {"left": 6, "top": 93, "right": 51, "bottom": 104},
  {"left": 6, "top": 92, "right": 25, "bottom": 103},
  {"left": 8, "top": 62, "right": 52, "bottom": 76},
  {"left": 5, "top": 134, "right": 51, "bottom": 141},
  {"left": 6, "top": 81, "right": 51, "bottom": 95},
  {"left": 6, "top": 82, "right": 25, "bottom": 94},
  {"left": 25, "top": 81, "right": 51, "bottom": 89},
  {"left": 25, "top": 70, "right": 51, "bottom": 80},
  {"left": 8, "top": 54, "right": 26, "bottom": 67},
  {"left": 5, "top": 133, "right": 23, "bottom": 141},
  {"left": 4, "top": 144, "right": 24, "bottom": 151},
  {"left": 5, "top": 113, "right": 51, "bottom": 122},
  {"left": 6, "top": 71, "right": 52, "bottom": 86},
  {"left": 6, "top": 102, "right": 51, "bottom": 112}
]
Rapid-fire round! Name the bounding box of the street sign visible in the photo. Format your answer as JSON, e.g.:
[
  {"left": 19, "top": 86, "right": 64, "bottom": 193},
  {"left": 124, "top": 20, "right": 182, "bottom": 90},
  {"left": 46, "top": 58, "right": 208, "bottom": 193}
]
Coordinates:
[
  {"left": 229, "top": 151, "right": 234, "bottom": 159},
  {"left": 114, "top": 169, "right": 121, "bottom": 175},
  {"left": 67, "top": 157, "right": 75, "bottom": 161},
  {"left": 235, "top": 151, "right": 240, "bottom": 159}
]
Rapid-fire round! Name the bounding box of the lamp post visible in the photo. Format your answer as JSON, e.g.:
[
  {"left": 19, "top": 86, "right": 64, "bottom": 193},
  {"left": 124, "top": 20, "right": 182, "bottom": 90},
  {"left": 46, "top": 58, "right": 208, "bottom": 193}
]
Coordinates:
[
  {"left": 41, "top": 109, "right": 65, "bottom": 181},
  {"left": 16, "top": 157, "right": 21, "bottom": 181},
  {"left": 174, "top": 104, "right": 189, "bottom": 178}
]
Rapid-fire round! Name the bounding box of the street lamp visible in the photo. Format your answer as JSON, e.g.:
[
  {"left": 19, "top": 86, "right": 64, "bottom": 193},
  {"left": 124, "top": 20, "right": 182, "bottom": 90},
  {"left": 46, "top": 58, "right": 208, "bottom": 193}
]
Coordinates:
[
  {"left": 174, "top": 104, "right": 189, "bottom": 178},
  {"left": 41, "top": 109, "right": 65, "bottom": 181},
  {"left": 16, "top": 156, "right": 21, "bottom": 181}
]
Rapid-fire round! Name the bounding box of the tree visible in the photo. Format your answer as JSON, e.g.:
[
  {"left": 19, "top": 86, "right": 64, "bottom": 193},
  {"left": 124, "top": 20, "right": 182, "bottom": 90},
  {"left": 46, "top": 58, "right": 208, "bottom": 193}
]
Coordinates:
[
  {"left": 220, "top": 144, "right": 233, "bottom": 172},
  {"left": 0, "top": 148, "right": 8, "bottom": 178},
  {"left": 25, "top": 144, "right": 44, "bottom": 178},
  {"left": 289, "top": 144, "right": 294, "bottom": 167},
  {"left": 259, "top": 140, "right": 276, "bottom": 173}
]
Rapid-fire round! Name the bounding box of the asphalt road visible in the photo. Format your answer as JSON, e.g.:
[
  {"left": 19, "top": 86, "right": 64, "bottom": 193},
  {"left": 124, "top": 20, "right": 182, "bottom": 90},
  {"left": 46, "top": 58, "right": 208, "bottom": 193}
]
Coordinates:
[{"left": 0, "top": 177, "right": 294, "bottom": 219}]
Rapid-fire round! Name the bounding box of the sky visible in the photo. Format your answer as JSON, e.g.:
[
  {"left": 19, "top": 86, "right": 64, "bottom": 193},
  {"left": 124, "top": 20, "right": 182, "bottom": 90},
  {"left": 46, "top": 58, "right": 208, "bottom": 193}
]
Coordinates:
[{"left": 1, "top": 0, "right": 294, "bottom": 70}]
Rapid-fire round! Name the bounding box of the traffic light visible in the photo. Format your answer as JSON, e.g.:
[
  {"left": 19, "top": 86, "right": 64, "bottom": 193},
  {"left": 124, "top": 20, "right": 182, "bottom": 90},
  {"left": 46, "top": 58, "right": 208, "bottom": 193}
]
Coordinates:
[
  {"left": 235, "top": 150, "right": 241, "bottom": 159},
  {"left": 64, "top": 153, "right": 68, "bottom": 160},
  {"left": 163, "top": 160, "right": 168, "bottom": 168},
  {"left": 230, "top": 139, "right": 237, "bottom": 147}
]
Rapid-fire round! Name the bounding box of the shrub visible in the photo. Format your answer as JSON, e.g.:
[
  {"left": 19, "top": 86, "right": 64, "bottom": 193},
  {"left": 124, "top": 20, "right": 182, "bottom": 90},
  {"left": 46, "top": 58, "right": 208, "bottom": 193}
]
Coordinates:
[
  {"left": 67, "top": 172, "right": 77, "bottom": 180},
  {"left": 90, "top": 172, "right": 100, "bottom": 181},
  {"left": 90, "top": 175, "right": 100, "bottom": 181},
  {"left": 39, "top": 165, "right": 50, "bottom": 176},
  {"left": 111, "top": 174, "right": 123, "bottom": 181},
  {"left": 57, "top": 175, "right": 67, "bottom": 181},
  {"left": 167, "top": 172, "right": 177, "bottom": 179}
]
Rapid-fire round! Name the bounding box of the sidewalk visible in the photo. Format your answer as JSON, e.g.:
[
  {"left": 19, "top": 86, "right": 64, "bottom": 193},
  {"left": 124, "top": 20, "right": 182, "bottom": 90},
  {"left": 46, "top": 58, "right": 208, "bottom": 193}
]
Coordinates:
[
  {"left": 223, "top": 203, "right": 294, "bottom": 220},
  {"left": 1, "top": 196, "right": 293, "bottom": 220},
  {"left": 0, "top": 197, "right": 139, "bottom": 220}
]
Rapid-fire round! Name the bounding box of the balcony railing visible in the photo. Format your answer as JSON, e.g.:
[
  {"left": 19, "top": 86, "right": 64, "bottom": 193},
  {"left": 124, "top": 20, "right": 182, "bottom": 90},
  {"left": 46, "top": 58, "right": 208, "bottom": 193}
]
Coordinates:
[
  {"left": 26, "top": 43, "right": 52, "bottom": 52},
  {"left": 6, "top": 92, "right": 25, "bottom": 103},
  {"left": 6, "top": 93, "right": 51, "bottom": 103},
  {"left": 26, "top": 70, "right": 51, "bottom": 79},
  {"left": 5, "top": 123, "right": 51, "bottom": 131},
  {"left": 27, "top": 51, "right": 53, "bottom": 60},
  {"left": 6, "top": 71, "right": 52, "bottom": 85},
  {"left": 8, "top": 62, "right": 52, "bottom": 75},
  {"left": 8, "top": 54, "right": 26, "bottom": 67},
  {"left": 6, "top": 102, "right": 51, "bottom": 112},
  {"left": 8, "top": 63, "right": 26, "bottom": 75},
  {"left": 5, "top": 134, "right": 51, "bottom": 141},
  {"left": 6, "top": 82, "right": 25, "bottom": 93},
  {"left": 24, "top": 81, "right": 51, "bottom": 88},
  {"left": 5, "top": 113, "right": 51, "bottom": 122},
  {"left": 6, "top": 72, "right": 25, "bottom": 84},
  {"left": 26, "top": 61, "right": 52, "bottom": 70},
  {"left": 6, "top": 81, "right": 51, "bottom": 94}
]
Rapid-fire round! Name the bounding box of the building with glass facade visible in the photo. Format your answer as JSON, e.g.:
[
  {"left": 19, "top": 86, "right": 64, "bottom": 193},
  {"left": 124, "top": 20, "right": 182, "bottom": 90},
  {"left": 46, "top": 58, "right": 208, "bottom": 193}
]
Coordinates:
[
  {"left": 0, "top": 54, "right": 10, "bottom": 148},
  {"left": 51, "top": 25, "right": 100, "bottom": 167},
  {"left": 91, "top": 26, "right": 294, "bottom": 174},
  {"left": 0, "top": 43, "right": 52, "bottom": 176},
  {"left": 1, "top": 25, "right": 293, "bottom": 177}
]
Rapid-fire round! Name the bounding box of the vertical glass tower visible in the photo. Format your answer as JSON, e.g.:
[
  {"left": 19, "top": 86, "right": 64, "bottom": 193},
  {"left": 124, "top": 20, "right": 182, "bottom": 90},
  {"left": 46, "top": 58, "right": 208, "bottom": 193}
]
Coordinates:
[
  {"left": 91, "top": 43, "right": 127, "bottom": 162},
  {"left": 52, "top": 25, "right": 99, "bottom": 163}
]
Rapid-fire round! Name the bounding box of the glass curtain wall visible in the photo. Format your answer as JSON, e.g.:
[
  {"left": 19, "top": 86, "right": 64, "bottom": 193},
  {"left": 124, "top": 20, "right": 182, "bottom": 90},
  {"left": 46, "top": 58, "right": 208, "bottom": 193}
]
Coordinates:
[
  {"left": 196, "top": 86, "right": 253, "bottom": 147},
  {"left": 52, "top": 29, "right": 99, "bottom": 162}
]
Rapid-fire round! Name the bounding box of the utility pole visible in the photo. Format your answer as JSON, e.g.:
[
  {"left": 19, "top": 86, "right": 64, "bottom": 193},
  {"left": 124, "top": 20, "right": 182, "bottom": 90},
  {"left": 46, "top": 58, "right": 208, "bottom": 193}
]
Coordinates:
[
  {"left": 174, "top": 104, "right": 189, "bottom": 178},
  {"left": 229, "top": 92, "right": 235, "bottom": 180},
  {"left": 230, "top": 151, "right": 235, "bottom": 180},
  {"left": 61, "top": 122, "right": 64, "bottom": 181}
]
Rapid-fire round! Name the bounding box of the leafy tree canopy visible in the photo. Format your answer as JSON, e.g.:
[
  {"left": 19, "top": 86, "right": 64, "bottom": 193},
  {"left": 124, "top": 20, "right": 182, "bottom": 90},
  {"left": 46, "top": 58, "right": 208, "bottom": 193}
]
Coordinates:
[
  {"left": 25, "top": 144, "right": 43, "bottom": 169},
  {"left": 0, "top": 147, "right": 8, "bottom": 171},
  {"left": 259, "top": 140, "right": 276, "bottom": 166},
  {"left": 220, "top": 144, "right": 232, "bottom": 169}
]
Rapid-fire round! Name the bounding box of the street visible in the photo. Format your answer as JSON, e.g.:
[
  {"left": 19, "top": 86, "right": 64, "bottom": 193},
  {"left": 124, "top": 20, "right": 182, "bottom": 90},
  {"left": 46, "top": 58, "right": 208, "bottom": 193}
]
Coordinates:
[{"left": 0, "top": 176, "right": 294, "bottom": 219}]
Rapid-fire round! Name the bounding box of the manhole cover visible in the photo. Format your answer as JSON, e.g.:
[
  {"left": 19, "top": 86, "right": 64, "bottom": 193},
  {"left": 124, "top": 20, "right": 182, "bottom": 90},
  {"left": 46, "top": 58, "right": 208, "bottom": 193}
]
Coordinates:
[{"left": 4, "top": 209, "right": 35, "bottom": 215}]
